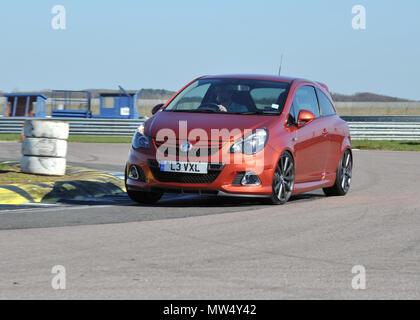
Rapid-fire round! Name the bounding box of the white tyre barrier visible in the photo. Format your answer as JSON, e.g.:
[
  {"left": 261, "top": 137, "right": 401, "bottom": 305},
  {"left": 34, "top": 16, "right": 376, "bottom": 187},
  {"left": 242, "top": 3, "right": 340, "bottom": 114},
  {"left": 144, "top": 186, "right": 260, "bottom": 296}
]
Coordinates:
[
  {"left": 24, "top": 120, "right": 70, "bottom": 140},
  {"left": 22, "top": 138, "right": 68, "bottom": 158},
  {"left": 21, "top": 120, "right": 69, "bottom": 176},
  {"left": 21, "top": 156, "right": 66, "bottom": 176}
]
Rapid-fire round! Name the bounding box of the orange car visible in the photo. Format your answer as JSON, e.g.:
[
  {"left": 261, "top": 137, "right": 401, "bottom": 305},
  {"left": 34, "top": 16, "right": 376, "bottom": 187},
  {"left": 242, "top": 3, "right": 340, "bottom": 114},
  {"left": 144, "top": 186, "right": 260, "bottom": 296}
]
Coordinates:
[{"left": 125, "top": 75, "right": 352, "bottom": 205}]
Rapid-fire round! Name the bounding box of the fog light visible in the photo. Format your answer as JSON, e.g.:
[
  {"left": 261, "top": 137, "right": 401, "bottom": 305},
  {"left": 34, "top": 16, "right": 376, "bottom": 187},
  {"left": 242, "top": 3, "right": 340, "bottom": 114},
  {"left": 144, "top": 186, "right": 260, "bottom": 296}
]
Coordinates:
[
  {"left": 128, "top": 165, "right": 139, "bottom": 180},
  {"left": 241, "top": 172, "right": 261, "bottom": 186}
]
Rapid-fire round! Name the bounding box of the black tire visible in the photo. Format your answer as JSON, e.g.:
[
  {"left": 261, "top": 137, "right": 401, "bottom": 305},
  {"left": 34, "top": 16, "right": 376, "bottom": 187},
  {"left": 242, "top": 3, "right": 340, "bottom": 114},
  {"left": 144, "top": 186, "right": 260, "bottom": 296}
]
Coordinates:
[
  {"left": 125, "top": 165, "right": 163, "bottom": 205},
  {"left": 268, "top": 152, "right": 295, "bottom": 205},
  {"left": 323, "top": 149, "right": 352, "bottom": 196}
]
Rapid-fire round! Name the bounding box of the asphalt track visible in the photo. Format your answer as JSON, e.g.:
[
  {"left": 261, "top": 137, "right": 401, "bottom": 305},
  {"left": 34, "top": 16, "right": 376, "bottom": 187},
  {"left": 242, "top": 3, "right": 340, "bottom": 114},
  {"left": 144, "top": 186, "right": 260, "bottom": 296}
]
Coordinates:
[{"left": 0, "top": 141, "right": 419, "bottom": 299}]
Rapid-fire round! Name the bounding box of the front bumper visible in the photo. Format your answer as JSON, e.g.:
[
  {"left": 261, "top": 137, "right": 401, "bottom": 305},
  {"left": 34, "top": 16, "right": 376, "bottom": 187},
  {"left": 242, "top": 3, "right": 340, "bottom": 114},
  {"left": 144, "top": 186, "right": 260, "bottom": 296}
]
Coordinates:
[{"left": 126, "top": 146, "right": 275, "bottom": 196}]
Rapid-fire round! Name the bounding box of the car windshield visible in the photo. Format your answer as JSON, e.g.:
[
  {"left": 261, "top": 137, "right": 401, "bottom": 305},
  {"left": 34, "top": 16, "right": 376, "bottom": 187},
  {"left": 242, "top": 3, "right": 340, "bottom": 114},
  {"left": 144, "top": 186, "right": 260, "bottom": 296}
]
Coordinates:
[{"left": 164, "top": 78, "right": 290, "bottom": 115}]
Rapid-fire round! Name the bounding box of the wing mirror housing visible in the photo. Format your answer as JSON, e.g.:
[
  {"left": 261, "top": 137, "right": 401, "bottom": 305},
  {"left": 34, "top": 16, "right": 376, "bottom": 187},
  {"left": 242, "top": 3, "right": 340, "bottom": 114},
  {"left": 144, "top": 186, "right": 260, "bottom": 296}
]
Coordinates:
[
  {"left": 151, "top": 103, "right": 164, "bottom": 115},
  {"left": 297, "top": 110, "right": 316, "bottom": 127}
]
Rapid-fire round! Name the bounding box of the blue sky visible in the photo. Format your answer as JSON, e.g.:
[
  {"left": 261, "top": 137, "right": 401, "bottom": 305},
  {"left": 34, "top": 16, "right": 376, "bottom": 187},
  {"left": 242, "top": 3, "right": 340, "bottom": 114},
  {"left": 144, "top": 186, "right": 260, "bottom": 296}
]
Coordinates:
[{"left": 0, "top": 0, "right": 419, "bottom": 99}]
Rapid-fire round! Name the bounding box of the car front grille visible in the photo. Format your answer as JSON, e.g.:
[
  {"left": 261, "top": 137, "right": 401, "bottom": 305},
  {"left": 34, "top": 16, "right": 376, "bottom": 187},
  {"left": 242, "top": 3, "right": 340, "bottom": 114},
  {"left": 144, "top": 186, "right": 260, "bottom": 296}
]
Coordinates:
[
  {"left": 153, "top": 138, "right": 224, "bottom": 157},
  {"left": 148, "top": 160, "right": 224, "bottom": 184}
]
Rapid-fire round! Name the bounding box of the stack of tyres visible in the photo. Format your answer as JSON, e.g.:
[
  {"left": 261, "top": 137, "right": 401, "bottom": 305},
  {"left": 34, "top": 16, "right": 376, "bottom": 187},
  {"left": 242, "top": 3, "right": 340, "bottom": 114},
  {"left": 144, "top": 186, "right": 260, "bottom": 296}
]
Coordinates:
[{"left": 21, "top": 120, "right": 69, "bottom": 176}]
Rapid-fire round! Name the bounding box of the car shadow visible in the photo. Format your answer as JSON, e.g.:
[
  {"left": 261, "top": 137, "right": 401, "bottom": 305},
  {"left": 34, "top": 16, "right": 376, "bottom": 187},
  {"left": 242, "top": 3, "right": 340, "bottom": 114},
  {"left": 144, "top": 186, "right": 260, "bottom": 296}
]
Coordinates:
[
  {"left": 154, "top": 192, "right": 326, "bottom": 208},
  {"left": 57, "top": 191, "right": 326, "bottom": 208}
]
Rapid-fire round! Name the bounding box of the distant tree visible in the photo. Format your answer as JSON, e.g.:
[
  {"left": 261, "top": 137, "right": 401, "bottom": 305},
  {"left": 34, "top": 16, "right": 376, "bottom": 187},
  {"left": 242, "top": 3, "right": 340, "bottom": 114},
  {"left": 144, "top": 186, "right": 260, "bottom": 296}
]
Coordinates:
[
  {"left": 138, "top": 89, "right": 176, "bottom": 99},
  {"left": 331, "top": 92, "right": 412, "bottom": 102}
]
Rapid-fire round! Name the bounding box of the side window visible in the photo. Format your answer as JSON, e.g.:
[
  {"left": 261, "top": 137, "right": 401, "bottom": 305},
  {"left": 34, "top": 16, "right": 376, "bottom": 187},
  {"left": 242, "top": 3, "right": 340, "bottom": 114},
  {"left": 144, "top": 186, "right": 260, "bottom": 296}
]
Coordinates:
[
  {"left": 292, "top": 86, "right": 320, "bottom": 118},
  {"left": 316, "top": 88, "right": 336, "bottom": 116},
  {"left": 288, "top": 102, "right": 298, "bottom": 125}
]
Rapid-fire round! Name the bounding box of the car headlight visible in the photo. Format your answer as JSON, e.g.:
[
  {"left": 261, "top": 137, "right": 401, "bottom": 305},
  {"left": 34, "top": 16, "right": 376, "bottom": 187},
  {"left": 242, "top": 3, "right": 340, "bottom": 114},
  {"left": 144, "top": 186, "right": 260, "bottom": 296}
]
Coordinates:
[
  {"left": 229, "top": 128, "right": 268, "bottom": 155},
  {"left": 132, "top": 124, "right": 150, "bottom": 149}
]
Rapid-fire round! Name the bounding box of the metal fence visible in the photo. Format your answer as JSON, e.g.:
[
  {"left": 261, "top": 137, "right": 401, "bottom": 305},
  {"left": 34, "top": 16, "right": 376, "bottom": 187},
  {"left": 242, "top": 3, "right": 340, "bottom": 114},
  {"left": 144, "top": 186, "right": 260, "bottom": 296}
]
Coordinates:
[
  {"left": 1, "top": 116, "right": 420, "bottom": 140},
  {"left": 0, "top": 117, "right": 145, "bottom": 137},
  {"left": 347, "top": 122, "right": 420, "bottom": 140}
]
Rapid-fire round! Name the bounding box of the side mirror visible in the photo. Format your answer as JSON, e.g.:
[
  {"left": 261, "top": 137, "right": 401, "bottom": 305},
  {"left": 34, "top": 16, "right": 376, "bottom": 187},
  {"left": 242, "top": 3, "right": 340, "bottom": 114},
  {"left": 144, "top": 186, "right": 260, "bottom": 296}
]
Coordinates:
[
  {"left": 151, "top": 103, "right": 164, "bottom": 115},
  {"left": 297, "top": 109, "right": 316, "bottom": 127}
]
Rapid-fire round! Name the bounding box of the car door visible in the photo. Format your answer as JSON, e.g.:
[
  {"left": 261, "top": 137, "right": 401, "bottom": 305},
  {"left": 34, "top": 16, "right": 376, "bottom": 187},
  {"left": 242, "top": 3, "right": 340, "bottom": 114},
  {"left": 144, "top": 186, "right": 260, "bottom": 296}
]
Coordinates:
[
  {"left": 316, "top": 88, "right": 341, "bottom": 176},
  {"left": 289, "top": 85, "right": 329, "bottom": 183}
]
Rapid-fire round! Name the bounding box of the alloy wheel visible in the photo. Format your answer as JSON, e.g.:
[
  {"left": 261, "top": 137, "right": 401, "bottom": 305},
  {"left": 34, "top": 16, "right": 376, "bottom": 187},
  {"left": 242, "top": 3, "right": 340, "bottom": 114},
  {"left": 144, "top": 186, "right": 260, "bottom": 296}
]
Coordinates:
[
  {"left": 272, "top": 153, "right": 295, "bottom": 204},
  {"left": 340, "top": 150, "right": 352, "bottom": 193}
]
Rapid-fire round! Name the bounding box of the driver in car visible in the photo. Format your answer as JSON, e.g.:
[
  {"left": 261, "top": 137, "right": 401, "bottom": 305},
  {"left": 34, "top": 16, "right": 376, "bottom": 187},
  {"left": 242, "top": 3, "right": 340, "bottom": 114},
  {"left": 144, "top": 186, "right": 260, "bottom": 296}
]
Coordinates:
[{"left": 215, "top": 86, "right": 249, "bottom": 113}]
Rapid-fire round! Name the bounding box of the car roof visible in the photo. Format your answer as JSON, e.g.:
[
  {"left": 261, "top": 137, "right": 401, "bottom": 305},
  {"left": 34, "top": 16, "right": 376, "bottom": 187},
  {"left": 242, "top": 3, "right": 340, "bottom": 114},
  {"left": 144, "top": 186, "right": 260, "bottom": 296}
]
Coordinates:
[
  {"left": 200, "top": 74, "right": 329, "bottom": 93},
  {"left": 201, "top": 74, "right": 302, "bottom": 83}
]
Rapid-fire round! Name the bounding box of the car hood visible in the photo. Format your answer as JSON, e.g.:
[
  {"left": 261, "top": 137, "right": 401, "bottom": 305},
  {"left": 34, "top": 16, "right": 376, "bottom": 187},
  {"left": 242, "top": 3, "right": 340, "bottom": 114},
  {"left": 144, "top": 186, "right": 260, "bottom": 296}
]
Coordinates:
[{"left": 146, "top": 111, "right": 276, "bottom": 141}]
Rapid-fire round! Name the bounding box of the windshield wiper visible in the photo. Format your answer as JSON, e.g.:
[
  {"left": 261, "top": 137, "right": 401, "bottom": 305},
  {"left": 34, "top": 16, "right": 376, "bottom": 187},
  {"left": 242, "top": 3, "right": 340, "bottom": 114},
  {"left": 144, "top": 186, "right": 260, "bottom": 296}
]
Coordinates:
[
  {"left": 167, "top": 109, "right": 280, "bottom": 115},
  {"left": 169, "top": 109, "right": 224, "bottom": 114},
  {"left": 231, "top": 110, "right": 280, "bottom": 115}
]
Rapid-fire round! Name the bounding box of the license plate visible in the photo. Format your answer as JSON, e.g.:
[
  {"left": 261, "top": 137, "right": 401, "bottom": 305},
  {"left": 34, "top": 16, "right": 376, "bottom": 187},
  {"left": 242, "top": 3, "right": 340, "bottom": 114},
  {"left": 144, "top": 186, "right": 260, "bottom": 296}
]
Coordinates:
[{"left": 160, "top": 161, "right": 208, "bottom": 174}]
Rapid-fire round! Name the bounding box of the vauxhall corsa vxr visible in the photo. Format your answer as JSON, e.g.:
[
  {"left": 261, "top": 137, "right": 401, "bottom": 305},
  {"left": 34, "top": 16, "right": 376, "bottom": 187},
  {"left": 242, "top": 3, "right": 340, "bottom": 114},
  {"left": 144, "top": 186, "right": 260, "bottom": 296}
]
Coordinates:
[{"left": 125, "top": 75, "right": 352, "bottom": 205}]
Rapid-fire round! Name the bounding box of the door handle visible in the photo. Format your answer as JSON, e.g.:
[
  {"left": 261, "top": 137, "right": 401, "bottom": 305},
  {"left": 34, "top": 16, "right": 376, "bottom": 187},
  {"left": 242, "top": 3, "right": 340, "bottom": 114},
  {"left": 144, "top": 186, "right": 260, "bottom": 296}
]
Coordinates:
[{"left": 322, "top": 128, "right": 328, "bottom": 135}]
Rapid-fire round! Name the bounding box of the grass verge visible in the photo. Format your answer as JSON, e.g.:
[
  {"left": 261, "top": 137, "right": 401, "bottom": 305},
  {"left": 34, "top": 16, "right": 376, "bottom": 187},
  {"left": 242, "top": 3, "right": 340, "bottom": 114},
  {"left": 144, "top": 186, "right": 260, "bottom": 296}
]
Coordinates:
[
  {"left": 352, "top": 140, "right": 420, "bottom": 151},
  {"left": 1, "top": 134, "right": 419, "bottom": 151},
  {"left": 0, "top": 134, "right": 20, "bottom": 141},
  {"left": 68, "top": 136, "right": 131, "bottom": 143},
  {"left": 0, "top": 134, "right": 131, "bottom": 143}
]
